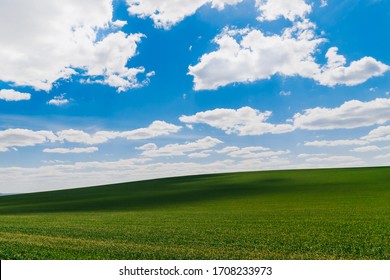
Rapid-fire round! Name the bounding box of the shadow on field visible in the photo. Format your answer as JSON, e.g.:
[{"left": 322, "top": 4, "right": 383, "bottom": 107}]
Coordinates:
[
  {"left": 2, "top": 167, "right": 388, "bottom": 214},
  {"left": 0, "top": 173, "right": 291, "bottom": 214}
]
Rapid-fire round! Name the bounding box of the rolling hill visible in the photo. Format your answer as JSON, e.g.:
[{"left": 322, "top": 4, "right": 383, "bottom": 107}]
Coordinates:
[{"left": 0, "top": 167, "right": 389, "bottom": 259}]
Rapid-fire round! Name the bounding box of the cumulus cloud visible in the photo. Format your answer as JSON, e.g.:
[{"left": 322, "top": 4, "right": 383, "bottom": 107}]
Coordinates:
[
  {"left": 57, "top": 121, "right": 182, "bottom": 144},
  {"left": 189, "top": 25, "right": 388, "bottom": 90},
  {"left": 43, "top": 147, "right": 99, "bottom": 154},
  {"left": 47, "top": 94, "right": 69, "bottom": 106},
  {"left": 126, "top": 0, "right": 242, "bottom": 29},
  {"left": 0, "top": 129, "right": 57, "bottom": 151},
  {"left": 0, "top": 0, "right": 148, "bottom": 92},
  {"left": 361, "top": 126, "right": 390, "bottom": 142},
  {"left": 119, "top": 121, "right": 182, "bottom": 140},
  {"left": 56, "top": 129, "right": 109, "bottom": 145},
  {"left": 0, "top": 89, "right": 31, "bottom": 101},
  {"left": 180, "top": 106, "right": 294, "bottom": 136},
  {"left": 255, "top": 0, "right": 312, "bottom": 22},
  {"left": 138, "top": 136, "right": 223, "bottom": 157},
  {"left": 0, "top": 121, "right": 181, "bottom": 151},
  {"left": 188, "top": 24, "right": 322, "bottom": 90},
  {"left": 293, "top": 98, "right": 390, "bottom": 130},
  {"left": 317, "top": 47, "right": 389, "bottom": 87}
]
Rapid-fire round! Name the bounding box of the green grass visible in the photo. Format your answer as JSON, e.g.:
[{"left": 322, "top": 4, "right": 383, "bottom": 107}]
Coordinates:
[{"left": 0, "top": 167, "right": 389, "bottom": 259}]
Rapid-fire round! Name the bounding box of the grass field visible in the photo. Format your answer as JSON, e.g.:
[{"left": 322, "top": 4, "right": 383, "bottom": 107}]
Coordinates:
[{"left": 0, "top": 167, "right": 389, "bottom": 259}]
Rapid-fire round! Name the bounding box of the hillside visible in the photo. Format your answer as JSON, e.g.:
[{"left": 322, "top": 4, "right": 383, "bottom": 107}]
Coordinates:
[{"left": 0, "top": 167, "right": 389, "bottom": 259}]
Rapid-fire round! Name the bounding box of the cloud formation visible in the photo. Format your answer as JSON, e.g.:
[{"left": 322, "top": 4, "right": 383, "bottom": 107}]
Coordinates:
[
  {"left": 126, "top": 0, "right": 242, "bottom": 29},
  {"left": 304, "top": 139, "right": 368, "bottom": 147},
  {"left": 0, "top": 121, "right": 181, "bottom": 151},
  {"left": 318, "top": 47, "right": 389, "bottom": 87},
  {"left": 225, "top": 146, "right": 290, "bottom": 159},
  {"left": 47, "top": 94, "right": 69, "bottom": 106},
  {"left": 189, "top": 25, "right": 388, "bottom": 90},
  {"left": 305, "top": 155, "right": 362, "bottom": 163},
  {"left": 0, "top": 0, "right": 149, "bottom": 92},
  {"left": 361, "top": 126, "right": 390, "bottom": 143},
  {"left": 180, "top": 106, "right": 293, "bottom": 135},
  {"left": 0, "top": 89, "right": 31, "bottom": 101},
  {"left": 350, "top": 146, "right": 381, "bottom": 153},
  {"left": 293, "top": 98, "right": 390, "bottom": 130},
  {"left": 255, "top": 0, "right": 312, "bottom": 22},
  {"left": 137, "top": 136, "right": 223, "bottom": 157},
  {"left": 0, "top": 129, "right": 57, "bottom": 152},
  {"left": 43, "top": 147, "right": 99, "bottom": 154}
]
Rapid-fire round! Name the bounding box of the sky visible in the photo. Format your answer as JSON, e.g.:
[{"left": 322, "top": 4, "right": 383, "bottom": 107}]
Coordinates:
[{"left": 0, "top": 0, "right": 389, "bottom": 193}]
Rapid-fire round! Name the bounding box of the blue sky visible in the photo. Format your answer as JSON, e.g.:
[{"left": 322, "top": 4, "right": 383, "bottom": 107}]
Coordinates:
[{"left": 0, "top": 0, "right": 389, "bottom": 193}]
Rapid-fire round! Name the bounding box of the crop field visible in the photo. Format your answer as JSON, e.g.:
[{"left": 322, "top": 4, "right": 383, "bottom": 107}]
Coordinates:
[{"left": 0, "top": 167, "right": 389, "bottom": 260}]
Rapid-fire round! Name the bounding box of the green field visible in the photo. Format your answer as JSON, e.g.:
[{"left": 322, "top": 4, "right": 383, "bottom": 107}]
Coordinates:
[{"left": 0, "top": 167, "right": 389, "bottom": 259}]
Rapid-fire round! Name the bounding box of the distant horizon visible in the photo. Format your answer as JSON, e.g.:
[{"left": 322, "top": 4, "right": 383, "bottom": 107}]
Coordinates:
[
  {"left": 1, "top": 0, "right": 389, "bottom": 193},
  {"left": 3, "top": 165, "right": 389, "bottom": 195}
]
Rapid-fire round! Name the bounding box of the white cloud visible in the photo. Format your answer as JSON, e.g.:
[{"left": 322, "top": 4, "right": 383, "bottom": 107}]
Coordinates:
[
  {"left": 361, "top": 125, "right": 390, "bottom": 142},
  {"left": 0, "top": 129, "right": 57, "bottom": 151},
  {"left": 119, "top": 121, "right": 182, "bottom": 140},
  {"left": 350, "top": 145, "right": 381, "bottom": 153},
  {"left": 293, "top": 98, "right": 390, "bottom": 130},
  {"left": 43, "top": 147, "right": 99, "bottom": 154},
  {"left": 181, "top": 100, "right": 390, "bottom": 136},
  {"left": 57, "top": 121, "right": 182, "bottom": 144},
  {"left": 305, "top": 155, "right": 361, "bottom": 163},
  {"left": 255, "top": 0, "right": 312, "bottom": 22},
  {"left": 317, "top": 47, "right": 389, "bottom": 87},
  {"left": 189, "top": 25, "right": 388, "bottom": 90},
  {"left": 216, "top": 146, "right": 240, "bottom": 153},
  {"left": 226, "top": 146, "right": 290, "bottom": 159},
  {"left": 297, "top": 153, "right": 327, "bottom": 158},
  {"left": 126, "top": 0, "right": 242, "bottom": 29},
  {"left": 180, "top": 106, "right": 294, "bottom": 136},
  {"left": 47, "top": 94, "right": 69, "bottom": 106},
  {"left": 136, "top": 143, "right": 158, "bottom": 151},
  {"left": 57, "top": 129, "right": 110, "bottom": 145},
  {"left": 304, "top": 139, "right": 368, "bottom": 147},
  {"left": 320, "top": 0, "right": 328, "bottom": 7},
  {"left": 188, "top": 152, "right": 211, "bottom": 158},
  {"left": 0, "top": 121, "right": 181, "bottom": 151},
  {"left": 0, "top": 89, "right": 31, "bottom": 101},
  {"left": 188, "top": 24, "right": 323, "bottom": 91},
  {"left": 138, "top": 136, "right": 223, "bottom": 157},
  {"left": 0, "top": 0, "right": 148, "bottom": 92}
]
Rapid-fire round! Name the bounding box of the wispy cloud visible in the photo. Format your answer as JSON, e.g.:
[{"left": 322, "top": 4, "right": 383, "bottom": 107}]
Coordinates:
[
  {"left": 137, "top": 136, "right": 223, "bottom": 157},
  {"left": 43, "top": 147, "right": 99, "bottom": 154}
]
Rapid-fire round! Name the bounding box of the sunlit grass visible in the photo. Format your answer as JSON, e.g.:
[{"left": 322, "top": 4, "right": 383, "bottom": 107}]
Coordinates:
[{"left": 0, "top": 167, "right": 389, "bottom": 259}]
